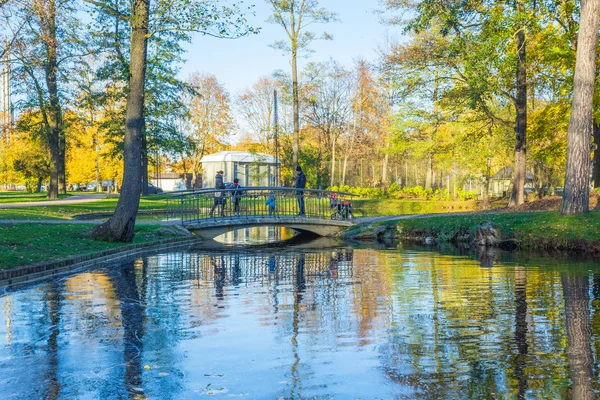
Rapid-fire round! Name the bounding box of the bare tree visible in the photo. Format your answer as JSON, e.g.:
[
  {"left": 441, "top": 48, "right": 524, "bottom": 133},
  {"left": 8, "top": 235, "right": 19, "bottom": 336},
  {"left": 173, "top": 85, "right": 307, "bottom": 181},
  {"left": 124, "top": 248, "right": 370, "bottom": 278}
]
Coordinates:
[
  {"left": 303, "top": 60, "right": 352, "bottom": 188},
  {"left": 185, "top": 73, "right": 233, "bottom": 187},
  {"left": 266, "top": 0, "right": 337, "bottom": 168},
  {"left": 237, "top": 76, "right": 277, "bottom": 152}
]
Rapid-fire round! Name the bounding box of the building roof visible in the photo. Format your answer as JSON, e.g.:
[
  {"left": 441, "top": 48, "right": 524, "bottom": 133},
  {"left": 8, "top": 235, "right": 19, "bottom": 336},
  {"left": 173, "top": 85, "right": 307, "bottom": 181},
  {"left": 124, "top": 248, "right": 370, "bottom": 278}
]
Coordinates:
[{"left": 200, "top": 151, "right": 280, "bottom": 164}]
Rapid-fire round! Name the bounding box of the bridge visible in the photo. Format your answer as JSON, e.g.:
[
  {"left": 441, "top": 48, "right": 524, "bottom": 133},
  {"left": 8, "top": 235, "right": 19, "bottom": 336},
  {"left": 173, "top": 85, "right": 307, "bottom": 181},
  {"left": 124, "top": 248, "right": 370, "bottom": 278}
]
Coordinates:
[{"left": 166, "top": 187, "right": 356, "bottom": 240}]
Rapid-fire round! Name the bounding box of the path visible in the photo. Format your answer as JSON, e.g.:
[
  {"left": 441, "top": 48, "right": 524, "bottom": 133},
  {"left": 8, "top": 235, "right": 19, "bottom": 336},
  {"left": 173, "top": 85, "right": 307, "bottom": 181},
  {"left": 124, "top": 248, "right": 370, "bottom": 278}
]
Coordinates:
[
  {"left": 0, "top": 194, "right": 109, "bottom": 209},
  {"left": 0, "top": 212, "right": 483, "bottom": 226},
  {"left": 0, "top": 219, "right": 179, "bottom": 225}
]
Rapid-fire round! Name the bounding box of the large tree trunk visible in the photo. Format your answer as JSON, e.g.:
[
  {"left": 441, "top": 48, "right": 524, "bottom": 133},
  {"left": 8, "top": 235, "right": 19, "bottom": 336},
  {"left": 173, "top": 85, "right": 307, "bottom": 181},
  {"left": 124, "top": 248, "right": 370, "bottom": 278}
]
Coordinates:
[
  {"left": 92, "top": 0, "right": 150, "bottom": 242},
  {"left": 291, "top": 44, "right": 299, "bottom": 167},
  {"left": 561, "top": 0, "right": 600, "bottom": 215},
  {"left": 42, "top": 0, "right": 61, "bottom": 200},
  {"left": 562, "top": 274, "right": 594, "bottom": 400},
  {"left": 592, "top": 121, "right": 600, "bottom": 188},
  {"left": 141, "top": 131, "right": 149, "bottom": 196},
  {"left": 510, "top": 2, "right": 527, "bottom": 207}
]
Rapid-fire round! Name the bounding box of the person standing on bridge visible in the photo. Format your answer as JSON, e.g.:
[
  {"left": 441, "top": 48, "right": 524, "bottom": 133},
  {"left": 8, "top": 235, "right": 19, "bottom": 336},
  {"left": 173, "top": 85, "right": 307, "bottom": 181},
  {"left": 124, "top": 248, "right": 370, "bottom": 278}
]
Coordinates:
[
  {"left": 232, "top": 178, "right": 243, "bottom": 216},
  {"left": 209, "top": 170, "right": 225, "bottom": 217},
  {"left": 295, "top": 166, "right": 306, "bottom": 216}
]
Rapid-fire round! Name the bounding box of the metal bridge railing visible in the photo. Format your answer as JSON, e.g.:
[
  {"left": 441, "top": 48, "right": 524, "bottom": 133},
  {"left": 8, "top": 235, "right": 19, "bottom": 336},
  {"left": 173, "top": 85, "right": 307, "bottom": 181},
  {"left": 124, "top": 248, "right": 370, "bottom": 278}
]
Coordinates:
[{"left": 166, "top": 187, "right": 356, "bottom": 225}]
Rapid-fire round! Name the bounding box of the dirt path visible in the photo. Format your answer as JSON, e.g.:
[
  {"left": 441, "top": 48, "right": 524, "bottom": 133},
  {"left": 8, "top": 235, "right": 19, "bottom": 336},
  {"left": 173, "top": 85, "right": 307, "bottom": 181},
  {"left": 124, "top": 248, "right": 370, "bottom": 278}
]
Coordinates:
[{"left": 0, "top": 194, "right": 109, "bottom": 209}]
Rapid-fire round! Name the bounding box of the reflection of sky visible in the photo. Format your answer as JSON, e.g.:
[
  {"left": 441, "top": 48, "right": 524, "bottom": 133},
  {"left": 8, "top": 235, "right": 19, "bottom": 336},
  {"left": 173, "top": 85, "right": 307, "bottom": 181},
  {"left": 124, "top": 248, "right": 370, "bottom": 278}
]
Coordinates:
[{"left": 0, "top": 247, "right": 598, "bottom": 398}]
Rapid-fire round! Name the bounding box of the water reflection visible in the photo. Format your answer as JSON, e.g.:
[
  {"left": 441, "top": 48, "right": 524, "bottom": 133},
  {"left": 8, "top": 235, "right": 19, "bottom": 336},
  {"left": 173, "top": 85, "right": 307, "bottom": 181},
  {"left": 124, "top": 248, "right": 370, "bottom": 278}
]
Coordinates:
[
  {"left": 1, "top": 246, "right": 600, "bottom": 398},
  {"left": 214, "top": 226, "right": 296, "bottom": 246}
]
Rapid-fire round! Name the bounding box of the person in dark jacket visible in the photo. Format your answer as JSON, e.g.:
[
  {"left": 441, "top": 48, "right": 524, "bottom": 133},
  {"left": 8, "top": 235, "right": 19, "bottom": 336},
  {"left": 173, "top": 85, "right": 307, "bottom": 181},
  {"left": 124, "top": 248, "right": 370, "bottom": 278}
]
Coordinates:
[
  {"left": 295, "top": 166, "right": 306, "bottom": 216},
  {"left": 209, "top": 170, "right": 225, "bottom": 217},
  {"left": 232, "top": 178, "right": 243, "bottom": 216}
]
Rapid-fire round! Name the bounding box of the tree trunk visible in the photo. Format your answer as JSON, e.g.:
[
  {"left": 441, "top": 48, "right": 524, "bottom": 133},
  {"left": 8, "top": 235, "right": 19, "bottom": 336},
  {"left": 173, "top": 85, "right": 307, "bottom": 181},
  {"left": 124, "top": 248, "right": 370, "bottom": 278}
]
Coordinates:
[
  {"left": 95, "top": 126, "right": 101, "bottom": 192},
  {"left": 92, "top": 0, "right": 150, "bottom": 242},
  {"left": 562, "top": 274, "right": 594, "bottom": 400},
  {"left": 291, "top": 43, "right": 299, "bottom": 167},
  {"left": 330, "top": 135, "right": 336, "bottom": 188},
  {"left": 561, "top": 0, "right": 600, "bottom": 215},
  {"left": 592, "top": 121, "right": 600, "bottom": 188},
  {"left": 482, "top": 155, "right": 492, "bottom": 209},
  {"left": 58, "top": 133, "right": 66, "bottom": 194},
  {"left": 510, "top": 2, "right": 527, "bottom": 207},
  {"left": 425, "top": 155, "right": 433, "bottom": 189},
  {"left": 141, "top": 131, "right": 149, "bottom": 196},
  {"left": 43, "top": 0, "right": 61, "bottom": 200}
]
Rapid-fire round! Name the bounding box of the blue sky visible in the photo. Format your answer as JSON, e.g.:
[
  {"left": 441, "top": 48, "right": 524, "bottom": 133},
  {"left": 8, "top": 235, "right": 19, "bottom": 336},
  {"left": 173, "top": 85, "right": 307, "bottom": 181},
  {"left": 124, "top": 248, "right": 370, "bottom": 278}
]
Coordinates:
[{"left": 179, "top": 0, "right": 405, "bottom": 96}]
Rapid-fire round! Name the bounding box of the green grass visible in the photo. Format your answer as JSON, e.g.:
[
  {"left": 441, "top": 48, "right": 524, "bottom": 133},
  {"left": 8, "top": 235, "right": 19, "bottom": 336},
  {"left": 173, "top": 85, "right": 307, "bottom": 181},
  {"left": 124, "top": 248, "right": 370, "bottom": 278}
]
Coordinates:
[
  {"left": 0, "top": 194, "right": 169, "bottom": 220},
  {"left": 352, "top": 199, "right": 507, "bottom": 217},
  {"left": 0, "top": 223, "right": 165, "bottom": 268},
  {"left": 0, "top": 191, "right": 71, "bottom": 204},
  {"left": 380, "top": 210, "right": 600, "bottom": 251}
]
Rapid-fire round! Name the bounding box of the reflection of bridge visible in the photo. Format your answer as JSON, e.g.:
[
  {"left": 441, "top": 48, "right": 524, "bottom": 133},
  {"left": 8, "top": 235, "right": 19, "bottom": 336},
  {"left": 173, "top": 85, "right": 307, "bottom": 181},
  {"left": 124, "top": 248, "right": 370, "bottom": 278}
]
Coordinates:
[{"left": 166, "top": 187, "right": 356, "bottom": 239}]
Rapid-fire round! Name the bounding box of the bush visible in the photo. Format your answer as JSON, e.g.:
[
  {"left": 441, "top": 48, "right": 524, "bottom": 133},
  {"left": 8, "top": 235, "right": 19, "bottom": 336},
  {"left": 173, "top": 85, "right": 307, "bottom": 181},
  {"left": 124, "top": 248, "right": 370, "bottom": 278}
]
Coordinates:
[{"left": 329, "top": 184, "right": 480, "bottom": 201}]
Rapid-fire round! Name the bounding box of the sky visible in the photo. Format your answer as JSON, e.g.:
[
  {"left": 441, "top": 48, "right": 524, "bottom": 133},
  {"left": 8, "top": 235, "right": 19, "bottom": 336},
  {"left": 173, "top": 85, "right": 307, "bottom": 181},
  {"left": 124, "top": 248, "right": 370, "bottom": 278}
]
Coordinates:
[{"left": 179, "top": 0, "right": 405, "bottom": 97}]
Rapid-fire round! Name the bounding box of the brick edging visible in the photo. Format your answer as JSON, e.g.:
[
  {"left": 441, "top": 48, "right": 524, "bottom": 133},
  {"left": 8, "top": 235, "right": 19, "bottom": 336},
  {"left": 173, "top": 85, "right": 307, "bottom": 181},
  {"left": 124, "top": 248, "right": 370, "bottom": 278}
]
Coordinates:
[{"left": 0, "top": 237, "right": 202, "bottom": 288}]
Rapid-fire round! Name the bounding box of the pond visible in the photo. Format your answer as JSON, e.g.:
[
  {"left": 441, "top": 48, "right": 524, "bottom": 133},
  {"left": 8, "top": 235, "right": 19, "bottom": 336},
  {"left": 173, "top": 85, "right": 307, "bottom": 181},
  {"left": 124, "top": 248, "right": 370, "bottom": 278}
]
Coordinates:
[{"left": 0, "top": 234, "right": 599, "bottom": 399}]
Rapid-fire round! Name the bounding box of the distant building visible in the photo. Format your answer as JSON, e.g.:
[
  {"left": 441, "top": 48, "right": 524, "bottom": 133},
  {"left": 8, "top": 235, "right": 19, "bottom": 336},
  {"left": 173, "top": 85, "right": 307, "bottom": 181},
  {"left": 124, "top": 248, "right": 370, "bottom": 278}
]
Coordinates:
[
  {"left": 150, "top": 173, "right": 194, "bottom": 191},
  {"left": 200, "top": 151, "right": 280, "bottom": 188},
  {"left": 490, "top": 166, "right": 535, "bottom": 196}
]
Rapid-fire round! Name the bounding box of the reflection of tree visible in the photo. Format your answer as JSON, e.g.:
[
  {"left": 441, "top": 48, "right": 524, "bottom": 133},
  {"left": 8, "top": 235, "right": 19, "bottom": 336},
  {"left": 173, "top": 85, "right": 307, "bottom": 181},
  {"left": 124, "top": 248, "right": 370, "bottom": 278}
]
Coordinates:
[
  {"left": 107, "top": 262, "right": 145, "bottom": 396},
  {"left": 231, "top": 254, "right": 242, "bottom": 287},
  {"left": 43, "top": 280, "right": 63, "bottom": 400},
  {"left": 290, "top": 253, "right": 306, "bottom": 398},
  {"left": 513, "top": 266, "right": 529, "bottom": 399},
  {"left": 212, "top": 256, "right": 226, "bottom": 301},
  {"left": 562, "top": 274, "right": 594, "bottom": 400}
]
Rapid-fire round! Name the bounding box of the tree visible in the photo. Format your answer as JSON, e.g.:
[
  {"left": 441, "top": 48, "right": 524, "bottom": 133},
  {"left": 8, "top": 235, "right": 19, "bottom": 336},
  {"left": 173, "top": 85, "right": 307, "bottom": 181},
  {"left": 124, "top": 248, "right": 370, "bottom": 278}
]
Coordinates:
[
  {"left": 90, "top": 0, "right": 150, "bottom": 242},
  {"left": 237, "top": 76, "right": 278, "bottom": 153},
  {"left": 5, "top": 0, "right": 83, "bottom": 198},
  {"left": 266, "top": 0, "right": 337, "bottom": 167},
  {"left": 86, "top": 0, "right": 255, "bottom": 242},
  {"left": 183, "top": 73, "right": 233, "bottom": 187},
  {"left": 561, "top": 0, "right": 600, "bottom": 215},
  {"left": 6, "top": 110, "right": 51, "bottom": 192},
  {"left": 303, "top": 60, "right": 352, "bottom": 188}
]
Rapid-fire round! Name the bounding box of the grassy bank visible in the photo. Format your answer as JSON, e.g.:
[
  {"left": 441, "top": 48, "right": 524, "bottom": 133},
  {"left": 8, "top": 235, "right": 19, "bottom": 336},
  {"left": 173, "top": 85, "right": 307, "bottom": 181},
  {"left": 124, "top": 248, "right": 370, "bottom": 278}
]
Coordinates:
[
  {"left": 352, "top": 199, "right": 505, "bottom": 217},
  {"left": 0, "top": 223, "right": 169, "bottom": 268},
  {"left": 348, "top": 211, "right": 600, "bottom": 253}
]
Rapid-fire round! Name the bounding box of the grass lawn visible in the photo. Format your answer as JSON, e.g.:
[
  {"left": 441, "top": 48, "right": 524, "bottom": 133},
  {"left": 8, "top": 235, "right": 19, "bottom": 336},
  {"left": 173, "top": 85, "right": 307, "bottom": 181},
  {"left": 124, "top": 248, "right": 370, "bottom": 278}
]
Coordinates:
[
  {"left": 379, "top": 210, "right": 600, "bottom": 250},
  {"left": 0, "top": 191, "right": 72, "bottom": 204},
  {"left": 353, "top": 199, "right": 481, "bottom": 216},
  {"left": 0, "top": 223, "right": 165, "bottom": 268},
  {"left": 0, "top": 194, "right": 169, "bottom": 220}
]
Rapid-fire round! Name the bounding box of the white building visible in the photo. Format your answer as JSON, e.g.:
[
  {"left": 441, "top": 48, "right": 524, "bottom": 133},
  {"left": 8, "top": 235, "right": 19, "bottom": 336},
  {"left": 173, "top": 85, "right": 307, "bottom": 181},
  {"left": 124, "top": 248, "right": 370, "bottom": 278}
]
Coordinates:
[{"left": 201, "top": 151, "right": 280, "bottom": 188}]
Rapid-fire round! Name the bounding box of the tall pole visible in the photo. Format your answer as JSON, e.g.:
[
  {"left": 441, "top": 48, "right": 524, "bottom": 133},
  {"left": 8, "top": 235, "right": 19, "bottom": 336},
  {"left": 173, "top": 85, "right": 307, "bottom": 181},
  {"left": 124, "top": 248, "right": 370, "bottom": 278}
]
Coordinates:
[{"left": 274, "top": 89, "right": 280, "bottom": 186}]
